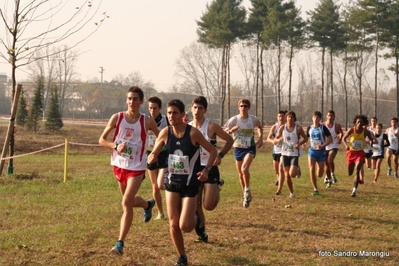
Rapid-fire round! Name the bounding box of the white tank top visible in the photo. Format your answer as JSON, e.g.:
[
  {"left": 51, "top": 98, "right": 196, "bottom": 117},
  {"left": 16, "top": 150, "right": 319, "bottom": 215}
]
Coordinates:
[
  {"left": 146, "top": 115, "right": 168, "bottom": 151},
  {"left": 273, "top": 123, "right": 283, "bottom": 154},
  {"left": 325, "top": 122, "right": 339, "bottom": 150},
  {"left": 233, "top": 115, "right": 255, "bottom": 148},
  {"left": 388, "top": 127, "right": 398, "bottom": 150},
  {"left": 111, "top": 112, "right": 147, "bottom": 171},
  {"left": 282, "top": 124, "right": 299, "bottom": 157},
  {"left": 189, "top": 119, "right": 216, "bottom": 166}
]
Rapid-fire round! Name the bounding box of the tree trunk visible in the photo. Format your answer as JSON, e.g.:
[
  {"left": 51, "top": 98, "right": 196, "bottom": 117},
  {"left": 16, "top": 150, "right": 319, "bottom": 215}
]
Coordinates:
[
  {"left": 0, "top": 85, "right": 22, "bottom": 175},
  {"left": 374, "top": 31, "right": 379, "bottom": 118},
  {"left": 277, "top": 39, "right": 281, "bottom": 112},
  {"left": 288, "top": 44, "right": 293, "bottom": 110},
  {"left": 344, "top": 49, "right": 348, "bottom": 130},
  {"left": 330, "top": 49, "right": 334, "bottom": 111},
  {"left": 321, "top": 47, "right": 325, "bottom": 115},
  {"left": 227, "top": 44, "right": 231, "bottom": 119},
  {"left": 220, "top": 45, "right": 226, "bottom": 125},
  {"left": 255, "top": 36, "right": 260, "bottom": 116},
  {"left": 260, "top": 47, "right": 264, "bottom": 124}
]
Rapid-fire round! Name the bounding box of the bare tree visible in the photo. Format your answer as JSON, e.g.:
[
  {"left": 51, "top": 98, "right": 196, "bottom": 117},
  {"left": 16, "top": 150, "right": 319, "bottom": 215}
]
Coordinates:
[
  {"left": 174, "top": 42, "right": 222, "bottom": 104},
  {"left": 0, "top": 0, "right": 108, "bottom": 175}
]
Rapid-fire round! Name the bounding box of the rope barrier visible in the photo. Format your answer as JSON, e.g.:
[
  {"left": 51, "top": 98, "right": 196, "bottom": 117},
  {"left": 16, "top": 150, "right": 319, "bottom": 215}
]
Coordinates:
[{"left": 0, "top": 142, "right": 101, "bottom": 161}]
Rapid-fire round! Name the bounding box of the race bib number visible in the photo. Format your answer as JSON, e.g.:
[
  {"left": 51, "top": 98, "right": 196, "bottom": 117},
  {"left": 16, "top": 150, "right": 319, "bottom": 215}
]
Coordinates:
[
  {"left": 120, "top": 142, "right": 138, "bottom": 160},
  {"left": 284, "top": 143, "right": 295, "bottom": 153},
  {"left": 199, "top": 146, "right": 210, "bottom": 166},
  {"left": 372, "top": 144, "right": 381, "bottom": 156},
  {"left": 311, "top": 140, "right": 322, "bottom": 149},
  {"left": 168, "top": 154, "right": 190, "bottom": 175},
  {"left": 235, "top": 136, "right": 251, "bottom": 148},
  {"left": 146, "top": 133, "right": 156, "bottom": 150},
  {"left": 351, "top": 140, "right": 363, "bottom": 150}
]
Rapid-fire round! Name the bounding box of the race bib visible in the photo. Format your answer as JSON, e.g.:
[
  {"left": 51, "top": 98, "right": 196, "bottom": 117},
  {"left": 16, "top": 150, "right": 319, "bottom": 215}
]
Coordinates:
[
  {"left": 235, "top": 135, "right": 251, "bottom": 148},
  {"left": 351, "top": 140, "right": 363, "bottom": 150},
  {"left": 199, "top": 146, "right": 210, "bottom": 166},
  {"left": 146, "top": 133, "right": 156, "bottom": 150},
  {"left": 311, "top": 140, "right": 322, "bottom": 149},
  {"left": 120, "top": 141, "right": 138, "bottom": 160},
  {"left": 168, "top": 154, "right": 190, "bottom": 175}
]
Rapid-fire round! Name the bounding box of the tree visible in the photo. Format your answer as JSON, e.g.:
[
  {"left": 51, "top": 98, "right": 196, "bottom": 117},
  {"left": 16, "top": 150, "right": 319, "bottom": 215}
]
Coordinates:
[
  {"left": 284, "top": 0, "right": 306, "bottom": 110},
  {"left": 357, "top": 0, "right": 391, "bottom": 117},
  {"left": 174, "top": 42, "right": 222, "bottom": 103},
  {"left": 262, "top": 0, "right": 293, "bottom": 112},
  {"left": 45, "top": 85, "right": 63, "bottom": 132},
  {"left": 247, "top": 0, "right": 269, "bottom": 118},
  {"left": 384, "top": 1, "right": 399, "bottom": 118},
  {"left": 27, "top": 76, "right": 44, "bottom": 134},
  {"left": 307, "top": 0, "right": 344, "bottom": 114},
  {"left": 197, "top": 0, "right": 246, "bottom": 124},
  {"left": 16, "top": 88, "right": 28, "bottom": 127},
  {"left": 0, "top": 0, "right": 108, "bottom": 174}
]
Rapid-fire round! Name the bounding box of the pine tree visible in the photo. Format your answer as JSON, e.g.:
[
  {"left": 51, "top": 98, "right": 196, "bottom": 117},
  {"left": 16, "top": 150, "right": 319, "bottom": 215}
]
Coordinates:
[
  {"left": 16, "top": 89, "right": 29, "bottom": 127},
  {"left": 45, "top": 85, "right": 63, "bottom": 132},
  {"left": 27, "top": 76, "right": 44, "bottom": 133}
]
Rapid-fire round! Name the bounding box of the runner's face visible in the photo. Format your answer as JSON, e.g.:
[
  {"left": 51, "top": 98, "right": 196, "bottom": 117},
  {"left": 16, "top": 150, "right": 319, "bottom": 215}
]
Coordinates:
[
  {"left": 376, "top": 125, "right": 382, "bottom": 134},
  {"left": 148, "top": 102, "right": 160, "bottom": 118},
  {"left": 126, "top": 92, "right": 142, "bottom": 111},
  {"left": 326, "top": 113, "right": 335, "bottom": 122},
  {"left": 287, "top": 115, "right": 295, "bottom": 124},
  {"left": 277, "top": 113, "right": 285, "bottom": 123},
  {"left": 391, "top": 119, "right": 397, "bottom": 128},
  {"left": 191, "top": 103, "right": 206, "bottom": 120},
  {"left": 167, "top": 106, "right": 183, "bottom": 126},
  {"left": 371, "top": 118, "right": 377, "bottom": 127},
  {"left": 312, "top": 115, "right": 321, "bottom": 125},
  {"left": 355, "top": 118, "right": 363, "bottom": 129}
]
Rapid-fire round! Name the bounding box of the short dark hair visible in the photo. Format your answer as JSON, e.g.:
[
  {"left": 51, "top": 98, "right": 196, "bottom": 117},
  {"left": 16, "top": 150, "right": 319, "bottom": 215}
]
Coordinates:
[
  {"left": 238, "top": 98, "right": 250, "bottom": 108},
  {"left": 168, "top": 99, "right": 185, "bottom": 113},
  {"left": 353, "top": 114, "right": 368, "bottom": 125},
  {"left": 148, "top": 96, "right": 162, "bottom": 108},
  {"left": 391, "top": 117, "right": 398, "bottom": 122},
  {"left": 128, "top": 86, "right": 144, "bottom": 100},
  {"left": 278, "top": 110, "right": 287, "bottom": 115},
  {"left": 312, "top": 111, "right": 322, "bottom": 118},
  {"left": 286, "top": 111, "right": 296, "bottom": 121},
  {"left": 327, "top": 110, "right": 335, "bottom": 116},
  {"left": 377, "top": 123, "right": 383, "bottom": 128},
  {"left": 192, "top": 96, "right": 208, "bottom": 109}
]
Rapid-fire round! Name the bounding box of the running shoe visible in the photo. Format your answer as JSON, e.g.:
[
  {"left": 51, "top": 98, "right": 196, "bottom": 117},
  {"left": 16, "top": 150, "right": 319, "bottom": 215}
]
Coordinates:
[
  {"left": 395, "top": 172, "right": 398, "bottom": 178},
  {"left": 218, "top": 179, "right": 225, "bottom": 191},
  {"left": 326, "top": 182, "right": 332, "bottom": 188},
  {"left": 175, "top": 256, "right": 188, "bottom": 266},
  {"left": 194, "top": 212, "right": 205, "bottom": 236},
  {"left": 275, "top": 191, "right": 281, "bottom": 195},
  {"left": 194, "top": 233, "right": 208, "bottom": 243},
  {"left": 387, "top": 168, "right": 392, "bottom": 176},
  {"left": 111, "top": 241, "right": 123, "bottom": 256},
  {"left": 275, "top": 180, "right": 279, "bottom": 186},
  {"left": 351, "top": 191, "right": 356, "bottom": 197},
  {"left": 324, "top": 176, "right": 329, "bottom": 184},
  {"left": 143, "top": 199, "right": 155, "bottom": 223},
  {"left": 154, "top": 213, "right": 165, "bottom": 221},
  {"left": 312, "top": 190, "right": 319, "bottom": 196},
  {"left": 243, "top": 190, "right": 252, "bottom": 208},
  {"left": 359, "top": 179, "right": 364, "bottom": 184},
  {"left": 332, "top": 173, "right": 337, "bottom": 183},
  {"left": 289, "top": 193, "right": 295, "bottom": 198}
]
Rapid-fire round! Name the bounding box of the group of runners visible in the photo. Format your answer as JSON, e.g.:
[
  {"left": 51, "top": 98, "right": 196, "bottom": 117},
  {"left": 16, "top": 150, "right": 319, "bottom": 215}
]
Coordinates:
[{"left": 99, "top": 86, "right": 398, "bottom": 266}]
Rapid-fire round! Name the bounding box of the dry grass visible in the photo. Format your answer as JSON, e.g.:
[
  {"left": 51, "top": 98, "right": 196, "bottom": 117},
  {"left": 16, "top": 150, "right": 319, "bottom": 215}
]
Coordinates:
[{"left": 0, "top": 120, "right": 398, "bottom": 265}]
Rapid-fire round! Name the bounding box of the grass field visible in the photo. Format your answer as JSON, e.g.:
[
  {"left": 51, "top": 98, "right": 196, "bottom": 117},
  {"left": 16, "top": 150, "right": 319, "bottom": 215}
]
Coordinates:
[{"left": 0, "top": 121, "right": 399, "bottom": 265}]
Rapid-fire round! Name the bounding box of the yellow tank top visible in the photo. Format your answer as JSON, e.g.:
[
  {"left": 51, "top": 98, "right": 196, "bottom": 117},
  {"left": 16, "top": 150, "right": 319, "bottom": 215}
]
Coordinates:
[{"left": 350, "top": 127, "right": 366, "bottom": 151}]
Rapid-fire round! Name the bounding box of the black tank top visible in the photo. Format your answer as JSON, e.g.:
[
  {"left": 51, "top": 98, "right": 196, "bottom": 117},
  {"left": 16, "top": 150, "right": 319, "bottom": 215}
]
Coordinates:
[{"left": 166, "top": 125, "right": 201, "bottom": 186}]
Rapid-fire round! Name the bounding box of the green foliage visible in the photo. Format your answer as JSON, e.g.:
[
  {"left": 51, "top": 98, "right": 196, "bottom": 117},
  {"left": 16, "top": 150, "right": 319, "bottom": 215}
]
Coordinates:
[
  {"left": 45, "top": 85, "right": 63, "bottom": 132},
  {"left": 307, "top": 0, "right": 346, "bottom": 52},
  {"left": 197, "top": 0, "right": 247, "bottom": 48},
  {"left": 26, "top": 76, "right": 44, "bottom": 133},
  {"left": 16, "top": 89, "right": 29, "bottom": 127}
]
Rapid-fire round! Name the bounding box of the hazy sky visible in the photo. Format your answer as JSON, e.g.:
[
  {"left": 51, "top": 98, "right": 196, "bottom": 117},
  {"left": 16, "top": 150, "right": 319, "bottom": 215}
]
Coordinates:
[{"left": 0, "top": 0, "right": 319, "bottom": 91}]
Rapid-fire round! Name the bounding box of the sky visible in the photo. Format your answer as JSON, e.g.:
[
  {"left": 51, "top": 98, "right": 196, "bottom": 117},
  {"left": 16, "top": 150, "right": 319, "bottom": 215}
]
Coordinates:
[{"left": 0, "top": 0, "right": 320, "bottom": 91}]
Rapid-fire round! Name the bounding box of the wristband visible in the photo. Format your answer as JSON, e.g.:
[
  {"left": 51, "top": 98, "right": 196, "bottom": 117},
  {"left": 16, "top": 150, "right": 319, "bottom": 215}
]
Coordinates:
[{"left": 218, "top": 152, "right": 224, "bottom": 158}]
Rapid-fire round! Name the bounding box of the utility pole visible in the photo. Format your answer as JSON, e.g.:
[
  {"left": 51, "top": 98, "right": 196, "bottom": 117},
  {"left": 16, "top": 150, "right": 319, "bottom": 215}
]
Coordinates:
[
  {"left": 99, "top": 66, "right": 104, "bottom": 119},
  {"left": 99, "top": 66, "right": 104, "bottom": 83}
]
